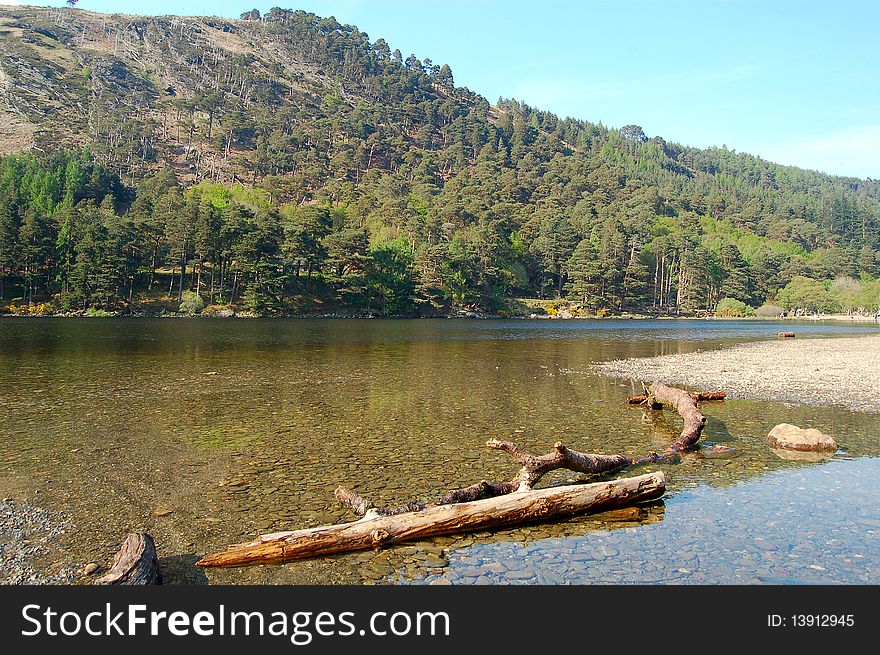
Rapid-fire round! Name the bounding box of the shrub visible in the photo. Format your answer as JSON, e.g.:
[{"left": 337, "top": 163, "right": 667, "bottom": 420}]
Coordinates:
[
  {"left": 3, "top": 302, "right": 60, "bottom": 315},
  {"left": 755, "top": 303, "right": 784, "bottom": 317},
  {"left": 714, "top": 297, "right": 755, "bottom": 317},
  {"left": 776, "top": 276, "right": 839, "bottom": 314},
  {"left": 202, "top": 304, "right": 235, "bottom": 317},
  {"left": 178, "top": 291, "right": 205, "bottom": 315},
  {"left": 84, "top": 307, "right": 112, "bottom": 317},
  {"left": 28, "top": 302, "right": 57, "bottom": 316}
]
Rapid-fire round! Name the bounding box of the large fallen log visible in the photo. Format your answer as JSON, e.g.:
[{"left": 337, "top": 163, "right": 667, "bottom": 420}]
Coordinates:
[
  {"left": 95, "top": 532, "right": 162, "bottom": 585},
  {"left": 197, "top": 471, "right": 665, "bottom": 567}
]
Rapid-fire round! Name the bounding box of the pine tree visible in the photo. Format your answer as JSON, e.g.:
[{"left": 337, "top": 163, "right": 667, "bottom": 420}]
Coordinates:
[
  {"left": 18, "top": 208, "right": 55, "bottom": 305},
  {"left": 860, "top": 243, "right": 877, "bottom": 277},
  {"left": 0, "top": 198, "right": 18, "bottom": 301},
  {"left": 565, "top": 239, "right": 603, "bottom": 310},
  {"left": 719, "top": 242, "right": 754, "bottom": 305}
]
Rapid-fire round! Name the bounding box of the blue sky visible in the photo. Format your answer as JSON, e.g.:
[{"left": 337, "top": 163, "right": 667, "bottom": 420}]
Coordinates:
[{"left": 4, "top": 0, "right": 879, "bottom": 179}]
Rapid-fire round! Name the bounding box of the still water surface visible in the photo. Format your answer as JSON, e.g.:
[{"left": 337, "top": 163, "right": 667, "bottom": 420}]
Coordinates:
[{"left": 1, "top": 318, "right": 878, "bottom": 584}]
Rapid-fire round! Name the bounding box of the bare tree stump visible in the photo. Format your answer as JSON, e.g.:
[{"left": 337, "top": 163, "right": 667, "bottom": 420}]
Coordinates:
[{"left": 95, "top": 532, "right": 162, "bottom": 585}]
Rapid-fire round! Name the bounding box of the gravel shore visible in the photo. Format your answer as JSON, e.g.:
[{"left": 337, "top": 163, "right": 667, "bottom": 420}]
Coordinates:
[
  {"left": 595, "top": 334, "right": 880, "bottom": 413},
  {"left": 0, "top": 499, "right": 78, "bottom": 585}
]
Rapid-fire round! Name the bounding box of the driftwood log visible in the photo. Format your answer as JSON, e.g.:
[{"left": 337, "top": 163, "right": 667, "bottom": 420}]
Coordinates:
[
  {"left": 197, "top": 472, "right": 665, "bottom": 567},
  {"left": 198, "top": 381, "right": 718, "bottom": 568},
  {"left": 628, "top": 391, "right": 725, "bottom": 404},
  {"left": 95, "top": 532, "right": 162, "bottom": 585},
  {"left": 334, "top": 439, "right": 635, "bottom": 518},
  {"left": 645, "top": 381, "right": 708, "bottom": 452}
]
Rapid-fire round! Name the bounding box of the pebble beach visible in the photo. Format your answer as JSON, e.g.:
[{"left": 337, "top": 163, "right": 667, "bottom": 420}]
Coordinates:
[
  {"left": 0, "top": 499, "right": 77, "bottom": 585},
  {"left": 595, "top": 334, "right": 880, "bottom": 413}
]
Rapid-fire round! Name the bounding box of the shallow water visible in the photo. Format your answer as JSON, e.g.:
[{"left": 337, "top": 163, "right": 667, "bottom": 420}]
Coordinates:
[{"left": 1, "top": 318, "right": 878, "bottom": 584}]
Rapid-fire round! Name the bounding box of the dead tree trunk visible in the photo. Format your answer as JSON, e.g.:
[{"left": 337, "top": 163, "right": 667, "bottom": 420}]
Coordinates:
[
  {"left": 199, "top": 435, "right": 674, "bottom": 568},
  {"left": 645, "top": 381, "right": 707, "bottom": 452},
  {"left": 95, "top": 533, "right": 162, "bottom": 585},
  {"left": 197, "top": 472, "right": 665, "bottom": 567}
]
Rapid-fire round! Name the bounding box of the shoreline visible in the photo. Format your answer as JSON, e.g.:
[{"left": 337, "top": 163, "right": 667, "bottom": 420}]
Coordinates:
[
  {"left": 595, "top": 333, "right": 880, "bottom": 413},
  {"left": 2, "top": 311, "right": 879, "bottom": 322}
]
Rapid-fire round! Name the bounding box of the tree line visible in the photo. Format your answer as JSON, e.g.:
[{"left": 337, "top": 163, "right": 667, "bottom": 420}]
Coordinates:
[{"left": 1, "top": 149, "right": 878, "bottom": 316}]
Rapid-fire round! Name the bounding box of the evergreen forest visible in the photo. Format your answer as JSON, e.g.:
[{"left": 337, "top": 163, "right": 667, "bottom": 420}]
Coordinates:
[{"left": 1, "top": 6, "right": 878, "bottom": 316}]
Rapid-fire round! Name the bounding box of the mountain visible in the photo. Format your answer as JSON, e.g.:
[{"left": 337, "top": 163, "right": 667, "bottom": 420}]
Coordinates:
[{"left": 1, "top": 5, "right": 878, "bottom": 316}]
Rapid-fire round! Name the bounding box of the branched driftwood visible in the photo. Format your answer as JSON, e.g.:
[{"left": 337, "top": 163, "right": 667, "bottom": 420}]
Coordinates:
[
  {"left": 645, "top": 381, "right": 708, "bottom": 452},
  {"left": 197, "top": 381, "right": 720, "bottom": 568},
  {"left": 335, "top": 440, "right": 632, "bottom": 517},
  {"left": 336, "top": 381, "right": 712, "bottom": 518}
]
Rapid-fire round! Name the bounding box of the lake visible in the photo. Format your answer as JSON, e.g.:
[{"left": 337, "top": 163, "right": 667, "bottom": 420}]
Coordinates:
[{"left": 1, "top": 318, "right": 879, "bottom": 584}]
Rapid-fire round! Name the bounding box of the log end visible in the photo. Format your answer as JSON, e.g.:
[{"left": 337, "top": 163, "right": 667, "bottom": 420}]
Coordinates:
[{"left": 642, "top": 470, "right": 666, "bottom": 497}]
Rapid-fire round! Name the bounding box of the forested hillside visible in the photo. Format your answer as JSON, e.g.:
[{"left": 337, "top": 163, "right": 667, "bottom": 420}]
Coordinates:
[{"left": 1, "top": 5, "right": 878, "bottom": 316}]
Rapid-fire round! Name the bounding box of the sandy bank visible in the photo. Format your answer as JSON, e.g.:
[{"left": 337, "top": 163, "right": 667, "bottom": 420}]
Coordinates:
[{"left": 595, "top": 334, "right": 880, "bottom": 413}]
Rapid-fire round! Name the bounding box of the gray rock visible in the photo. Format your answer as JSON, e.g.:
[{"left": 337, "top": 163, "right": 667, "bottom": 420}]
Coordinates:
[
  {"left": 505, "top": 567, "right": 536, "bottom": 580},
  {"left": 482, "top": 562, "right": 507, "bottom": 574}
]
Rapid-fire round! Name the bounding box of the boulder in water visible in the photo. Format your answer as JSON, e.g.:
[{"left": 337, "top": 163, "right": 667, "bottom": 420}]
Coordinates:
[{"left": 766, "top": 423, "right": 837, "bottom": 452}]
